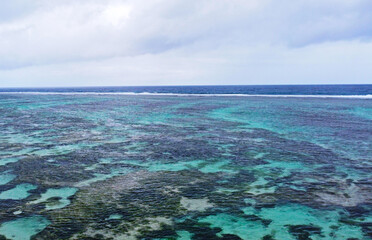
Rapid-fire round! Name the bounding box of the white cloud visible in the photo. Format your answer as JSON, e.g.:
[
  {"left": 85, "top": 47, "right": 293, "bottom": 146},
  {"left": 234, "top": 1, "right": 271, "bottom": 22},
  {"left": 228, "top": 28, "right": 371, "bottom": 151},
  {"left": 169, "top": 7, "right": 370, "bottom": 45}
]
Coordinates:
[
  {"left": 103, "top": 4, "right": 132, "bottom": 26},
  {"left": 0, "top": 0, "right": 371, "bottom": 86}
]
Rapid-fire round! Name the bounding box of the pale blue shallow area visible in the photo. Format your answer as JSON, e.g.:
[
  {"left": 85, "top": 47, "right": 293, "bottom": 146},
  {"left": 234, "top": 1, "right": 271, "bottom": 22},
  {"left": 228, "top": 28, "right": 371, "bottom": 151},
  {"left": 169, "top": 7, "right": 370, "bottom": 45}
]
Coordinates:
[
  {"left": 0, "top": 172, "right": 16, "bottom": 185},
  {"left": 0, "top": 184, "right": 37, "bottom": 200},
  {"left": 31, "top": 187, "right": 78, "bottom": 210},
  {"left": 0, "top": 216, "right": 50, "bottom": 240}
]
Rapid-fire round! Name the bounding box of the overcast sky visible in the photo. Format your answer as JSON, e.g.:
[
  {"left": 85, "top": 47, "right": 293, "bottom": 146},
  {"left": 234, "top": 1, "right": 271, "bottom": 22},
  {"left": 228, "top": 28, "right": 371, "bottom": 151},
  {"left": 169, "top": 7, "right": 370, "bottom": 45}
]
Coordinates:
[{"left": 0, "top": 0, "right": 371, "bottom": 87}]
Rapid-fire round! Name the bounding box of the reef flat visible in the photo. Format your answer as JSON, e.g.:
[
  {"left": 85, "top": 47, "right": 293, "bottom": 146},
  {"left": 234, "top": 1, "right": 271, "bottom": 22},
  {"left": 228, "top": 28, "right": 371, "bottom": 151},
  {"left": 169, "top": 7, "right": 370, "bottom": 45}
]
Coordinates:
[{"left": 0, "top": 94, "right": 371, "bottom": 239}]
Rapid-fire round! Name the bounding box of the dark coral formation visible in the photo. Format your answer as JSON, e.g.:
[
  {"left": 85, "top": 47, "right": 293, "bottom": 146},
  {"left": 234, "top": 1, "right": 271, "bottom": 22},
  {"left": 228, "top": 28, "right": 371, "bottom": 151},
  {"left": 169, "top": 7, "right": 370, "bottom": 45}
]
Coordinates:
[{"left": 0, "top": 95, "right": 371, "bottom": 239}]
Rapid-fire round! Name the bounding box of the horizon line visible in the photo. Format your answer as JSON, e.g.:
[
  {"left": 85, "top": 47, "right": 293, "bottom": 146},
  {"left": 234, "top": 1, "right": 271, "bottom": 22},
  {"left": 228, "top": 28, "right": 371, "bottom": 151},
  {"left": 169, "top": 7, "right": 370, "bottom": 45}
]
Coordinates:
[{"left": 0, "top": 83, "right": 371, "bottom": 89}]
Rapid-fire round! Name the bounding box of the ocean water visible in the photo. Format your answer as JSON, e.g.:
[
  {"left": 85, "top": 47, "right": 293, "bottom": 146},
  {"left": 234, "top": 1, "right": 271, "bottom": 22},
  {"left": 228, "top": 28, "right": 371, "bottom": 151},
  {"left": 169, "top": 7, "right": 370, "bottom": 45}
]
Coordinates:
[
  {"left": 1, "top": 84, "right": 371, "bottom": 96},
  {"left": 0, "top": 85, "right": 371, "bottom": 240}
]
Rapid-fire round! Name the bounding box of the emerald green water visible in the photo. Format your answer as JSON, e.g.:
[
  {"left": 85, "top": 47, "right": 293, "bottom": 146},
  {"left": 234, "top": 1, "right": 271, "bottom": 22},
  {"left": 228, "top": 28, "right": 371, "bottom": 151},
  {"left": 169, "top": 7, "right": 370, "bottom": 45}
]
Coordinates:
[{"left": 0, "top": 94, "right": 371, "bottom": 239}]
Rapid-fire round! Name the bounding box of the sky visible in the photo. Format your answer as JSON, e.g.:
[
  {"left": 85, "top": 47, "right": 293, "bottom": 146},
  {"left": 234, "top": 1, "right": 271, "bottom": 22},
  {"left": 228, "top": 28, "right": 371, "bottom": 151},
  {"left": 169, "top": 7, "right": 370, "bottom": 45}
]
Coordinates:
[{"left": 0, "top": 0, "right": 371, "bottom": 87}]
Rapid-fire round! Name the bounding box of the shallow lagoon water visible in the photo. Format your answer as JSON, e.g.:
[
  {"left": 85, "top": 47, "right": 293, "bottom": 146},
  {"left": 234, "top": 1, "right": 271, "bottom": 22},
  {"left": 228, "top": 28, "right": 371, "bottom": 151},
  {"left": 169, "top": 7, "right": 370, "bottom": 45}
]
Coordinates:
[
  {"left": 0, "top": 94, "right": 371, "bottom": 239},
  {"left": 0, "top": 216, "right": 50, "bottom": 240},
  {"left": 0, "top": 183, "right": 37, "bottom": 200},
  {"left": 30, "top": 187, "right": 78, "bottom": 210},
  {"left": 0, "top": 172, "right": 16, "bottom": 185},
  {"left": 0, "top": 158, "right": 20, "bottom": 167}
]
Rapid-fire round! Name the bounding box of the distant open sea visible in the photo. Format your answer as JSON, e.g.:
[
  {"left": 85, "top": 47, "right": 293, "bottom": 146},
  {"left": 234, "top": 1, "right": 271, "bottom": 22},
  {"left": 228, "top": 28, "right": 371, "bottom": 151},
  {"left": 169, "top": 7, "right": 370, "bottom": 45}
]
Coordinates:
[{"left": 0, "top": 84, "right": 371, "bottom": 97}]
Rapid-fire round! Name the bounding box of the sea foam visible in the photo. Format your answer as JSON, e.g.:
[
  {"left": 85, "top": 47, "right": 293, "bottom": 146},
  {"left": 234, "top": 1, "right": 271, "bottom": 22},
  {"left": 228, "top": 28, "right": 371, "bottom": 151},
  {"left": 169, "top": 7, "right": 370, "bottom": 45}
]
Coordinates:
[{"left": 0, "top": 92, "right": 371, "bottom": 99}]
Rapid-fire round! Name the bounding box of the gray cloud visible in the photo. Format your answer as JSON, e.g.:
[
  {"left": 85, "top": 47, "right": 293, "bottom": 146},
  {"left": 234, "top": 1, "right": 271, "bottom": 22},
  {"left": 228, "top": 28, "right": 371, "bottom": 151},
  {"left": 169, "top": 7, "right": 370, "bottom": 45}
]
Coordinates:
[{"left": 0, "top": 0, "right": 371, "bottom": 86}]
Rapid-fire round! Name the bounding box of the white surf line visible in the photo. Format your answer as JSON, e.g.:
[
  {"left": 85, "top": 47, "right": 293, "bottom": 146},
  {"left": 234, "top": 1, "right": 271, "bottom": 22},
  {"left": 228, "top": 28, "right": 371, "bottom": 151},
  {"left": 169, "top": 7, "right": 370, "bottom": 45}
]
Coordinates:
[{"left": 0, "top": 92, "right": 371, "bottom": 99}]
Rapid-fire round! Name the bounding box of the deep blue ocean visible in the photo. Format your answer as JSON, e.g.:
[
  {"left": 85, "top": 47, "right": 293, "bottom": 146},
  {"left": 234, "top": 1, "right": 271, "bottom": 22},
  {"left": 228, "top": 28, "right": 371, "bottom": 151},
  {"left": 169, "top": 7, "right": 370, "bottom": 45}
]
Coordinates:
[{"left": 0, "top": 84, "right": 371, "bottom": 96}]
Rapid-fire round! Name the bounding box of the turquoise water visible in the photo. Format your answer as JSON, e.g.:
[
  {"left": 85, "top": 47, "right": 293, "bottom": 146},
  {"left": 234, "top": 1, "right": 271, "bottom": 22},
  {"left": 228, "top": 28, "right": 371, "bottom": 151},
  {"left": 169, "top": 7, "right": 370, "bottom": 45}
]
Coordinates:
[
  {"left": 0, "top": 172, "right": 16, "bottom": 185},
  {"left": 0, "top": 216, "right": 50, "bottom": 240},
  {"left": 30, "top": 187, "right": 78, "bottom": 210},
  {"left": 0, "top": 94, "right": 371, "bottom": 239},
  {"left": 0, "top": 184, "right": 37, "bottom": 200}
]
